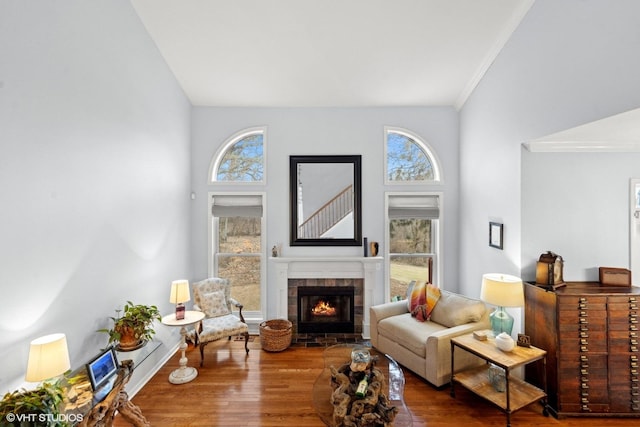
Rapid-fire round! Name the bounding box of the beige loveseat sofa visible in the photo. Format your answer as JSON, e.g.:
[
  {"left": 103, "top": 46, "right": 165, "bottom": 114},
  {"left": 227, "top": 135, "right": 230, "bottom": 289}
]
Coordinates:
[{"left": 370, "top": 290, "right": 490, "bottom": 387}]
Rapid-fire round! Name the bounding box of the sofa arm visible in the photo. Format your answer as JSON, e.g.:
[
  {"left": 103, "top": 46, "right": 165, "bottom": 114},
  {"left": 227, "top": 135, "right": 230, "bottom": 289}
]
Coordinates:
[
  {"left": 370, "top": 300, "right": 408, "bottom": 347},
  {"left": 424, "top": 321, "right": 489, "bottom": 387},
  {"left": 371, "top": 300, "right": 408, "bottom": 322}
]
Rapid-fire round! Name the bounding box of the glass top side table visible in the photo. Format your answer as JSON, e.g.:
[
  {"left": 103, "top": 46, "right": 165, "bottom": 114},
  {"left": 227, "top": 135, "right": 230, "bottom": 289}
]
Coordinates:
[{"left": 312, "top": 344, "right": 413, "bottom": 426}]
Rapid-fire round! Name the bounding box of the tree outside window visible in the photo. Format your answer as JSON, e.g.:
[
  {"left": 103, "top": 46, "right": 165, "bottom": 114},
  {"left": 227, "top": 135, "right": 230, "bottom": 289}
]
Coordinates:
[
  {"left": 216, "top": 133, "right": 264, "bottom": 182},
  {"left": 385, "top": 127, "right": 440, "bottom": 184},
  {"left": 389, "top": 218, "right": 433, "bottom": 301},
  {"left": 216, "top": 216, "right": 261, "bottom": 312}
]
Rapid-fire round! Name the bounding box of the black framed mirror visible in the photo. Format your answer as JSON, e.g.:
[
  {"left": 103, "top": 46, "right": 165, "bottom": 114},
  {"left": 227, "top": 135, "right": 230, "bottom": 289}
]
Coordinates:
[{"left": 290, "top": 155, "right": 362, "bottom": 246}]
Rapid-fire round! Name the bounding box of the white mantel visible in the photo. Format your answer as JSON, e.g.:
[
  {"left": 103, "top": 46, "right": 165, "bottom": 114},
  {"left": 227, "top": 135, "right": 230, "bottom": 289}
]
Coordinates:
[{"left": 271, "top": 256, "right": 383, "bottom": 339}]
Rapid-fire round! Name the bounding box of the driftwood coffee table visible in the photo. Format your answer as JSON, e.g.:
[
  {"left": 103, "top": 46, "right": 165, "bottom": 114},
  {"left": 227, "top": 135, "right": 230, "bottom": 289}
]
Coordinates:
[{"left": 312, "top": 344, "right": 413, "bottom": 426}]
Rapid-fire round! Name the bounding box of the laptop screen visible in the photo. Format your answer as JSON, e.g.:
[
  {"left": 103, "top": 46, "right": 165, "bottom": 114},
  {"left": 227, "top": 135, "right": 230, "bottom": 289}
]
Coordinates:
[{"left": 86, "top": 348, "right": 118, "bottom": 391}]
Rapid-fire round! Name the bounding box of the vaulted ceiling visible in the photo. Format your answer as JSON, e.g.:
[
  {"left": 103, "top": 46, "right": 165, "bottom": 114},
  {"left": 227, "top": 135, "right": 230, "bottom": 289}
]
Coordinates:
[{"left": 131, "top": 0, "right": 534, "bottom": 108}]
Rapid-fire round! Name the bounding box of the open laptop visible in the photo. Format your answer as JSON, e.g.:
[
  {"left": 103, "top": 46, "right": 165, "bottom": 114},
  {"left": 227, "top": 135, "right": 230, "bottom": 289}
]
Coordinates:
[{"left": 86, "top": 347, "right": 119, "bottom": 403}]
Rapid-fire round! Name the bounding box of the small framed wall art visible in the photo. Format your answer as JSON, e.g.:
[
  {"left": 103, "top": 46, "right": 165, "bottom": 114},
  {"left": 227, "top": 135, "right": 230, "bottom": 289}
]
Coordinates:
[{"left": 489, "top": 222, "right": 503, "bottom": 249}]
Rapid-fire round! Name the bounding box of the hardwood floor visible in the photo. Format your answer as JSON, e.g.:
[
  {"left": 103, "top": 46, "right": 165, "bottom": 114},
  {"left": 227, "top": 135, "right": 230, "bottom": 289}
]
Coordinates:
[{"left": 115, "top": 338, "right": 639, "bottom": 426}]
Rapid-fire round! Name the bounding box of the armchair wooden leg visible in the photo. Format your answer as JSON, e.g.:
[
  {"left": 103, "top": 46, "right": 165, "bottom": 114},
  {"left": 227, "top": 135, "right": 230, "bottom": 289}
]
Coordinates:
[
  {"left": 199, "top": 343, "right": 205, "bottom": 367},
  {"left": 244, "top": 332, "right": 249, "bottom": 354}
]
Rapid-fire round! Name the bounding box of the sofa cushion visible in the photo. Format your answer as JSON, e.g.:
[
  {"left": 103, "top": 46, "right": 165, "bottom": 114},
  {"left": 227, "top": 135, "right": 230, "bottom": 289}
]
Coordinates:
[
  {"left": 429, "top": 290, "right": 486, "bottom": 328},
  {"left": 377, "top": 313, "right": 447, "bottom": 357},
  {"left": 407, "top": 281, "right": 441, "bottom": 322}
]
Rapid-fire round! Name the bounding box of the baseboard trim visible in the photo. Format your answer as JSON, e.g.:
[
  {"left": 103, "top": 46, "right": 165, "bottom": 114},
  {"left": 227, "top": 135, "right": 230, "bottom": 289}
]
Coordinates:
[{"left": 125, "top": 340, "right": 180, "bottom": 398}]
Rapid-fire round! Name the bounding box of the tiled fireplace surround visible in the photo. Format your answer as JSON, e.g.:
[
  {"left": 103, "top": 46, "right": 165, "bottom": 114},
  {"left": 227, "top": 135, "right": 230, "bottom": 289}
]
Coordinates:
[
  {"left": 272, "top": 257, "right": 383, "bottom": 340},
  {"left": 288, "top": 278, "right": 363, "bottom": 335}
]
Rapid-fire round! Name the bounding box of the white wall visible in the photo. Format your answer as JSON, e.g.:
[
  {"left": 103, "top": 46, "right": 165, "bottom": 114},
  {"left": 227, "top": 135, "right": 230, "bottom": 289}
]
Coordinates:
[
  {"left": 190, "top": 107, "right": 459, "bottom": 319},
  {"left": 522, "top": 151, "right": 640, "bottom": 280},
  {"left": 0, "top": 1, "right": 191, "bottom": 392},
  {"left": 459, "top": 0, "right": 640, "bottom": 330}
]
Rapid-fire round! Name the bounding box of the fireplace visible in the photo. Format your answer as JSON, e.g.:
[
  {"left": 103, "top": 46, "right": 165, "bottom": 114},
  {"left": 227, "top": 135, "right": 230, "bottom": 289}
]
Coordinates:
[
  {"left": 297, "top": 286, "right": 355, "bottom": 333},
  {"left": 275, "top": 256, "right": 383, "bottom": 338}
]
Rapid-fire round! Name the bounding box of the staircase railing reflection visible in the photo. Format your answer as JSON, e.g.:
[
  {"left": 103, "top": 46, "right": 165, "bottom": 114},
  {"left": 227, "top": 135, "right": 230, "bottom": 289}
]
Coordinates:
[{"left": 298, "top": 185, "right": 353, "bottom": 238}]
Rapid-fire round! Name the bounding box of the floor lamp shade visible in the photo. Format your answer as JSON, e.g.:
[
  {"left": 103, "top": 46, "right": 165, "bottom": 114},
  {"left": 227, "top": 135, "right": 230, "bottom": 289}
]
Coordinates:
[
  {"left": 25, "top": 333, "right": 71, "bottom": 382},
  {"left": 480, "top": 273, "right": 524, "bottom": 336}
]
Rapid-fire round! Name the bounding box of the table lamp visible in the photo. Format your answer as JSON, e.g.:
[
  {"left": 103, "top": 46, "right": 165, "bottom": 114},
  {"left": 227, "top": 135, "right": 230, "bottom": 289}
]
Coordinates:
[
  {"left": 480, "top": 273, "right": 524, "bottom": 337},
  {"left": 25, "top": 333, "right": 71, "bottom": 383},
  {"left": 170, "top": 279, "right": 190, "bottom": 320}
]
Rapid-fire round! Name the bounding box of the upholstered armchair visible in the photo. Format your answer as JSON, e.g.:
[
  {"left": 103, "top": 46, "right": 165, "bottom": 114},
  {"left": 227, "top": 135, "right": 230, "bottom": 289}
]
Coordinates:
[{"left": 191, "top": 278, "right": 250, "bottom": 366}]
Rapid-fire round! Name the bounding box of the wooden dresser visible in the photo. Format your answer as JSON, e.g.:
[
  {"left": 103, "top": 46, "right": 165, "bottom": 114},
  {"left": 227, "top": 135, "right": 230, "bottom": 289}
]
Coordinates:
[{"left": 524, "top": 282, "right": 640, "bottom": 417}]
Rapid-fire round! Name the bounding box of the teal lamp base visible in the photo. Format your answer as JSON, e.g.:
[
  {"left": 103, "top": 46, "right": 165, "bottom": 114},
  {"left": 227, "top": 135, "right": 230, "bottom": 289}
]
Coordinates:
[{"left": 489, "top": 307, "right": 514, "bottom": 337}]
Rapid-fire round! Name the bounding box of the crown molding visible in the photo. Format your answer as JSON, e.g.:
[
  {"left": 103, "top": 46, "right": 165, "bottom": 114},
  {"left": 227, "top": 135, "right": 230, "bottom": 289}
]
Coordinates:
[
  {"left": 523, "top": 140, "right": 640, "bottom": 153},
  {"left": 455, "top": 0, "right": 535, "bottom": 110}
]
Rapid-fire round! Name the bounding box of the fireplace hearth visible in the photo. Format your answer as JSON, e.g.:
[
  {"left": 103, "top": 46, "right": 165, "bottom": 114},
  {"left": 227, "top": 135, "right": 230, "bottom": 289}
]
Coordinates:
[{"left": 297, "top": 286, "right": 355, "bottom": 334}]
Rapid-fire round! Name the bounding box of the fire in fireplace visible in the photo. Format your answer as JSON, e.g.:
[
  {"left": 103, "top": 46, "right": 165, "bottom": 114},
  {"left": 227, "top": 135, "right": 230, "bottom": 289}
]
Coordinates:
[
  {"left": 297, "top": 286, "right": 355, "bottom": 333},
  {"left": 311, "top": 300, "right": 337, "bottom": 317}
]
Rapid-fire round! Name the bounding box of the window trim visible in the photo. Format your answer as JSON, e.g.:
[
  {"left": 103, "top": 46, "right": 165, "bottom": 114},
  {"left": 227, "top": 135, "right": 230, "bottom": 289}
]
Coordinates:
[
  {"left": 384, "top": 126, "right": 443, "bottom": 185},
  {"left": 384, "top": 191, "right": 443, "bottom": 302},
  {"left": 208, "top": 191, "right": 267, "bottom": 323},
  {"left": 209, "top": 126, "right": 267, "bottom": 185}
]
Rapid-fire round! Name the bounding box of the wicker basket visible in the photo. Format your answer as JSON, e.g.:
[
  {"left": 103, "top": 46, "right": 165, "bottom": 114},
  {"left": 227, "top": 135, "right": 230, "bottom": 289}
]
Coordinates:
[{"left": 259, "top": 319, "right": 292, "bottom": 352}]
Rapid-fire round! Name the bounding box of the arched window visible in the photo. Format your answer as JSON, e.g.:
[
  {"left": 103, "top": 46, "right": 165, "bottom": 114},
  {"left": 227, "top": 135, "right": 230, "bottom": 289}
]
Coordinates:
[
  {"left": 210, "top": 127, "right": 266, "bottom": 183},
  {"left": 384, "top": 127, "right": 441, "bottom": 184}
]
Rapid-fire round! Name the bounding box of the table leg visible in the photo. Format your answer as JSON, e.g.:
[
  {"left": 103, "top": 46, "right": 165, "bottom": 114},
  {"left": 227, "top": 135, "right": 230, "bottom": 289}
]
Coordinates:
[
  {"left": 450, "top": 341, "right": 456, "bottom": 397},
  {"left": 116, "top": 390, "right": 151, "bottom": 426},
  {"left": 505, "top": 370, "right": 511, "bottom": 427},
  {"left": 169, "top": 326, "right": 198, "bottom": 384}
]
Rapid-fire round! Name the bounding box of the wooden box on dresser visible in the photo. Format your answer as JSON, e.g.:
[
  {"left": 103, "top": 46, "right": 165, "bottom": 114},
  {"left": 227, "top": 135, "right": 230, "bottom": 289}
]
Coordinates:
[{"left": 524, "top": 282, "right": 640, "bottom": 418}]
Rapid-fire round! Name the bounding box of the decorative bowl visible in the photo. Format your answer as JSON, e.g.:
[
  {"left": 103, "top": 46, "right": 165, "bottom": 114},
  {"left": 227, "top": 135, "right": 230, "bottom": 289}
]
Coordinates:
[{"left": 495, "top": 332, "right": 515, "bottom": 352}]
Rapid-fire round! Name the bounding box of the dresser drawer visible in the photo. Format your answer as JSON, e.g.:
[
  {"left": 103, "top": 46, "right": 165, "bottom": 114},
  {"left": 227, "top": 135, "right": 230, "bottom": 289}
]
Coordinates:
[
  {"left": 610, "top": 330, "right": 640, "bottom": 352},
  {"left": 558, "top": 383, "right": 609, "bottom": 407},
  {"left": 559, "top": 337, "right": 607, "bottom": 353},
  {"left": 559, "top": 309, "right": 607, "bottom": 325},
  {"left": 609, "top": 295, "right": 640, "bottom": 307},
  {"left": 559, "top": 354, "right": 608, "bottom": 391},
  {"left": 558, "top": 295, "right": 607, "bottom": 308},
  {"left": 609, "top": 308, "right": 639, "bottom": 324}
]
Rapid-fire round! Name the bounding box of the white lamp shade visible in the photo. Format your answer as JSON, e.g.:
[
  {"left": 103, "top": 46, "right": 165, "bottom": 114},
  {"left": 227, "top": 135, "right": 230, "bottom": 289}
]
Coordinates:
[
  {"left": 170, "top": 279, "right": 191, "bottom": 304},
  {"left": 480, "top": 273, "right": 525, "bottom": 307},
  {"left": 25, "top": 333, "right": 71, "bottom": 382}
]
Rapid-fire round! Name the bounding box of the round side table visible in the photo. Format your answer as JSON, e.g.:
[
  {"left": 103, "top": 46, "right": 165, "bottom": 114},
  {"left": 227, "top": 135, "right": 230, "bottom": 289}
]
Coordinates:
[{"left": 161, "top": 310, "right": 205, "bottom": 384}]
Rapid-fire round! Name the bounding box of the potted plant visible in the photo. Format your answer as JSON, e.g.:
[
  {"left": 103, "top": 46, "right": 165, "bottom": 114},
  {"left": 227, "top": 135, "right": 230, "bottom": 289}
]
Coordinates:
[
  {"left": 0, "top": 381, "right": 67, "bottom": 426},
  {"left": 98, "top": 301, "right": 161, "bottom": 351}
]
